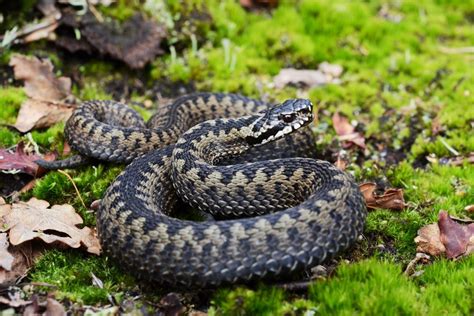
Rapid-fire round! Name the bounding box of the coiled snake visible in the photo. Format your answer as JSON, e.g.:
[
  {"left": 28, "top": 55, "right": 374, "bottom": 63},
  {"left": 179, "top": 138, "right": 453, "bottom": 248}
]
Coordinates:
[{"left": 39, "top": 93, "right": 366, "bottom": 287}]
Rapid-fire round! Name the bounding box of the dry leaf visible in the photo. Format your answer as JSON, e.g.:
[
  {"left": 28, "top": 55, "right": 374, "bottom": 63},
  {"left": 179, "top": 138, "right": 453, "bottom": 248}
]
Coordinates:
[
  {"left": 1, "top": 199, "right": 43, "bottom": 284},
  {"left": 9, "top": 54, "right": 71, "bottom": 102},
  {"left": 0, "top": 233, "right": 14, "bottom": 271},
  {"left": 0, "top": 142, "right": 56, "bottom": 177},
  {"left": 9, "top": 54, "right": 75, "bottom": 133},
  {"left": 334, "top": 155, "right": 348, "bottom": 171},
  {"left": 415, "top": 211, "right": 474, "bottom": 259},
  {"left": 332, "top": 113, "right": 366, "bottom": 149},
  {"left": 274, "top": 63, "right": 342, "bottom": 89},
  {"left": 359, "top": 182, "right": 406, "bottom": 210},
  {"left": 45, "top": 298, "right": 66, "bottom": 315},
  {"left": 0, "top": 240, "right": 43, "bottom": 285},
  {"left": 23, "top": 20, "right": 59, "bottom": 44},
  {"left": 13, "top": 99, "right": 74, "bottom": 133},
  {"left": 465, "top": 205, "right": 474, "bottom": 213},
  {"left": 415, "top": 223, "right": 446, "bottom": 256},
  {"left": 2, "top": 198, "right": 100, "bottom": 255},
  {"left": 81, "top": 13, "right": 166, "bottom": 69},
  {"left": 438, "top": 211, "right": 474, "bottom": 259}
]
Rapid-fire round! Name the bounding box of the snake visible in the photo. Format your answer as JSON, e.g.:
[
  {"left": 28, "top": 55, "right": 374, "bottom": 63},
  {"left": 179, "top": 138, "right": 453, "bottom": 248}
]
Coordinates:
[{"left": 38, "top": 93, "right": 367, "bottom": 287}]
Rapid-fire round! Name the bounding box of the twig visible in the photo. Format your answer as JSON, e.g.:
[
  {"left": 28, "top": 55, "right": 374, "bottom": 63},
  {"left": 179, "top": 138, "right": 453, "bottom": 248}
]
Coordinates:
[
  {"left": 439, "top": 137, "right": 460, "bottom": 156},
  {"left": 57, "top": 170, "right": 87, "bottom": 210},
  {"left": 404, "top": 253, "right": 430, "bottom": 276},
  {"left": 439, "top": 46, "right": 474, "bottom": 54}
]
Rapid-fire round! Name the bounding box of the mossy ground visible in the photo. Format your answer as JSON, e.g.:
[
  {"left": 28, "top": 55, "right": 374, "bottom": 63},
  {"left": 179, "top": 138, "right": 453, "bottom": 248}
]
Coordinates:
[{"left": 0, "top": 0, "right": 473, "bottom": 314}]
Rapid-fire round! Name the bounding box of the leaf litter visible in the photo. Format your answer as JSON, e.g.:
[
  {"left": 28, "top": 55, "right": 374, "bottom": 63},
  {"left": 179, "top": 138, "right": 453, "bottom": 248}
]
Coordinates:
[
  {"left": 0, "top": 142, "right": 56, "bottom": 177},
  {"left": 9, "top": 54, "right": 76, "bottom": 133},
  {"left": 56, "top": 8, "right": 167, "bottom": 69},
  {"left": 0, "top": 195, "right": 99, "bottom": 287},
  {"left": 332, "top": 112, "right": 366, "bottom": 149},
  {"left": 415, "top": 211, "right": 474, "bottom": 259},
  {"left": 274, "top": 62, "right": 343, "bottom": 89},
  {"left": 359, "top": 182, "right": 406, "bottom": 211},
  {"left": 0, "top": 197, "right": 100, "bottom": 255}
]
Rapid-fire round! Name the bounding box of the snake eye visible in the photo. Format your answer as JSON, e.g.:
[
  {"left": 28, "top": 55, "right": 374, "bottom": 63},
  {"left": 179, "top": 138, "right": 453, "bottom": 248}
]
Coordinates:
[
  {"left": 300, "top": 107, "right": 311, "bottom": 114},
  {"left": 280, "top": 113, "right": 296, "bottom": 123}
]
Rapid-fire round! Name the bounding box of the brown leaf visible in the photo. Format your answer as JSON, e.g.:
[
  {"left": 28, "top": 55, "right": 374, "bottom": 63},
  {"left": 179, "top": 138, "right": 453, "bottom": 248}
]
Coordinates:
[
  {"left": 81, "top": 13, "right": 166, "bottom": 69},
  {"left": 0, "top": 240, "right": 43, "bottom": 285},
  {"left": 359, "top": 182, "right": 406, "bottom": 210},
  {"left": 465, "top": 205, "right": 474, "bottom": 213},
  {"left": 1, "top": 197, "right": 49, "bottom": 284},
  {"left": 414, "top": 223, "right": 446, "bottom": 256},
  {"left": 9, "top": 54, "right": 76, "bottom": 133},
  {"left": 9, "top": 54, "right": 71, "bottom": 102},
  {"left": 0, "top": 142, "right": 56, "bottom": 177},
  {"left": 332, "top": 113, "right": 366, "bottom": 149},
  {"left": 45, "top": 298, "right": 66, "bottom": 315},
  {"left": 334, "top": 155, "right": 347, "bottom": 171},
  {"left": 13, "top": 99, "right": 74, "bottom": 133},
  {"left": 274, "top": 63, "right": 342, "bottom": 89},
  {"left": 415, "top": 211, "right": 474, "bottom": 259},
  {"left": 2, "top": 198, "right": 101, "bottom": 255},
  {"left": 438, "top": 211, "right": 474, "bottom": 259},
  {"left": 23, "top": 20, "right": 59, "bottom": 44},
  {"left": 0, "top": 233, "right": 14, "bottom": 271}
]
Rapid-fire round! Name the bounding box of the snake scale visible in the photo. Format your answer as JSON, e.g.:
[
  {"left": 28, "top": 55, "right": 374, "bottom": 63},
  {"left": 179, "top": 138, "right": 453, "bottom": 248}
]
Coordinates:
[{"left": 39, "top": 93, "right": 367, "bottom": 287}]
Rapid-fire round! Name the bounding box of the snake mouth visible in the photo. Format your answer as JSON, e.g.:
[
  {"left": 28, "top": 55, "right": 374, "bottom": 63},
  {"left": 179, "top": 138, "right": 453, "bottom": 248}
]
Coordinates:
[
  {"left": 246, "top": 99, "right": 313, "bottom": 146},
  {"left": 252, "top": 119, "right": 309, "bottom": 145}
]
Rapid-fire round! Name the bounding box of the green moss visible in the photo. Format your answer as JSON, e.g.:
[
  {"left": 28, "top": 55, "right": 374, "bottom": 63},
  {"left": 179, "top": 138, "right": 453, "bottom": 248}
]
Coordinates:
[
  {"left": 31, "top": 164, "right": 123, "bottom": 225},
  {"left": 30, "top": 250, "right": 135, "bottom": 305},
  {"left": 417, "top": 256, "right": 474, "bottom": 315},
  {"left": 98, "top": 0, "right": 141, "bottom": 21},
  {"left": 309, "top": 259, "right": 422, "bottom": 315},
  {"left": 73, "top": 82, "right": 112, "bottom": 101},
  {"left": 211, "top": 258, "right": 474, "bottom": 315},
  {"left": 0, "top": 87, "right": 25, "bottom": 125},
  {"left": 31, "top": 123, "right": 66, "bottom": 151},
  {"left": 210, "top": 286, "right": 286, "bottom": 316}
]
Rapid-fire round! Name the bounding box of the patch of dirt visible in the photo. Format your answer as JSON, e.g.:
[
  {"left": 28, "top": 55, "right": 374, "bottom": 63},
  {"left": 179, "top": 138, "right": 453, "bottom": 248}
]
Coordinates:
[{"left": 0, "top": 174, "right": 32, "bottom": 197}]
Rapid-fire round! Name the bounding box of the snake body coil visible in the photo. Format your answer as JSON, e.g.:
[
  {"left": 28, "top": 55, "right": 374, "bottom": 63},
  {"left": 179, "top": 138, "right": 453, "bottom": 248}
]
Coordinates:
[{"left": 49, "top": 93, "right": 366, "bottom": 287}]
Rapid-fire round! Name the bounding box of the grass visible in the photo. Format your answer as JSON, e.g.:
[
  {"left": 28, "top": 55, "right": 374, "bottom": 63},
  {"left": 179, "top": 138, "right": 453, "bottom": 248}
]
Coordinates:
[{"left": 0, "top": 0, "right": 473, "bottom": 313}]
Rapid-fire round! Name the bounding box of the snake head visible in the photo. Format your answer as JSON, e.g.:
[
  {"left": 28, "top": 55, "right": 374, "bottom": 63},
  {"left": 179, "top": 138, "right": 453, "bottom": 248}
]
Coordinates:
[{"left": 247, "top": 99, "right": 313, "bottom": 146}]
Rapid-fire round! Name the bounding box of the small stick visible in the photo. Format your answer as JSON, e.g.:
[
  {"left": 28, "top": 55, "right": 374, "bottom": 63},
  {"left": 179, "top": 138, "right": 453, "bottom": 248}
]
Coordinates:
[{"left": 57, "top": 169, "right": 87, "bottom": 210}]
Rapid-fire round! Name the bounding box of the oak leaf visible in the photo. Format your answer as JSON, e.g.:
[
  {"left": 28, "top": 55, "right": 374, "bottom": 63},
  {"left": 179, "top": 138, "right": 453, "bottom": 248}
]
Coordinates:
[
  {"left": 2, "top": 198, "right": 100, "bottom": 255},
  {"left": 332, "top": 112, "right": 366, "bottom": 149},
  {"left": 359, "top": 182, "right": 406, "bottom": 210},
  {"left": 274, "top": 63, "right": 343, "bottom": 89},
  {"left": 414, "top": 223, "right": 446, "bottom": 257},
  {"left": 9, "top": 54, "right": 70, "bottom": 102},
  {"left": 13, "top": 99, "right": 74, "bottom": 133},
  {"left": 0, "top": 233, "right": 14, "bottom": 271},
  {"left": 0, "top": 197, "right": 43, "bottom": 284},
  {"left": 9, "top": 54, "right": 76, "bottom": 133},
  {"left": 415, "top": 211, "right": 474, "bottom": 259}
]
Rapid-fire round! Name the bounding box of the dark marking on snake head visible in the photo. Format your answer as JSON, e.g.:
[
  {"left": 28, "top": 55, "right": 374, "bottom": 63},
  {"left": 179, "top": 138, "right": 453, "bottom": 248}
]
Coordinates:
[{"left": 246, "top": 99, "right": 313, "bottom": 146}]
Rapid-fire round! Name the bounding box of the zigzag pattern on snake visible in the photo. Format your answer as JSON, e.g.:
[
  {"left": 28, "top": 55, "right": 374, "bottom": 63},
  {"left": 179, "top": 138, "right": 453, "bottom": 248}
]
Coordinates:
[{"left": 39, "top": 93, "right": 366, "bottom": 287}]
